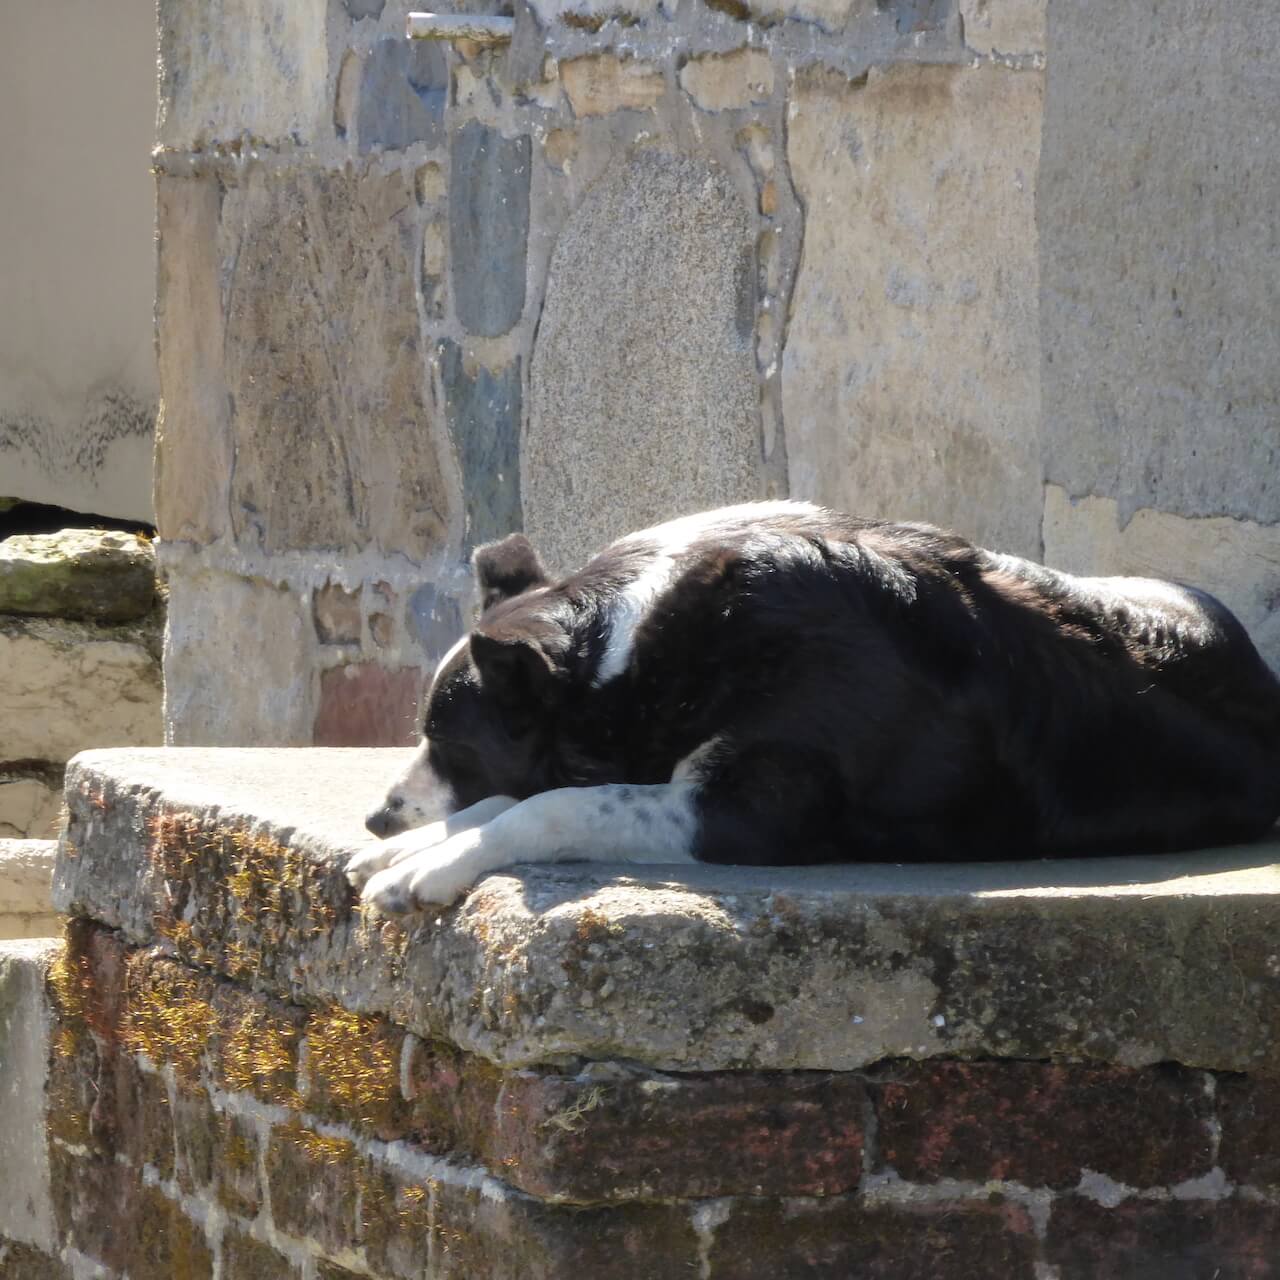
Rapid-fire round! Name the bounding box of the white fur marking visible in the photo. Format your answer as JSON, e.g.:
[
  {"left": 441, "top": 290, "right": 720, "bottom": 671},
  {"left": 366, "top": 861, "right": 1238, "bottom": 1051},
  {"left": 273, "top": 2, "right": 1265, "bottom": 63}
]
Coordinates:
[
  {"left": 594, "top": 501, "right": 821, "bottom": 686},
  {"left": 346, "top": 793, "right": 519, "bottom": 890},
  {"left": 362, "top": 783, "right": 700, "bottom": 912}
]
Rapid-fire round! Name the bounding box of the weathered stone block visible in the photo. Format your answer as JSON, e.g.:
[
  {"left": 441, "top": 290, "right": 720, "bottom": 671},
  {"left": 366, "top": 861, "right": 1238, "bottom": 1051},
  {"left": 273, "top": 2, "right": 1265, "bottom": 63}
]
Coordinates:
[
  {"left": 1040, "top": 1, "right": 1280, "bottom": 525},
  {"left": 155, "top": 174, "right": 233, "bottom": 547},
  {"left": 679, "top": 48, "right": 774, "bottom": 112},
  {"left": 449, "top": 123, "right": 531, "bottom": 338},
  {"left": 1045, "top": 1196, "right": 1280, "bottom": 1279},
  {"left": 707, "top": 1196, "right": 1038, "bottom": 1278},
  {"left": 440, "top": 341, "right": 523, "bottom": 548},
  {"left": 0, "top": 779, "right": 62, "bottom": 842},
  {"left": 313, "top": 664, "right": 422, "bottom": 747},
  {"left": 406, "top": 584, "right": 464, "bottom": 663},
  {"left": 0, "top": 616, "right": 161, "bottom": 761},
  {"left": 313, "top": 583, "right": 363, "bottom": 647},
  {"left": 873, "top": 1061, "right": 1213, "bottom": 1189},
  {"left": 1042, "top": 486, "right": 1280, "bottom": 674},
  {"left": 561, "top": 55, "right": 666, "bottom": 118},
  {"left": 356, "top": 35, "right": 446, "bottom": 152},
  {"left": 0, "top": 530, "right": 156, "bottom": 623},
  {"left": 782, "top": 63, "right": 1044, "bottom": 559},
  {"left": 222, "top": 164, "right": 449, "bottom": 558},
  {"left": 0, "top": 841, "right": 56, "bottom": 920},
  {"left": 164, "top": 570, "right": 315, "bottom": 746},
  {"left": 0, "top": 940, "right": 58, "bottom": 1253},
  {"left": 157, "top": 0, "right": 329, "bottom": 147},
  {"left": 960, "top": 0, "right": 1045, "bottom": 54},
  {"left": 526, "top": 149, "right": 761, "bottom": 571}
]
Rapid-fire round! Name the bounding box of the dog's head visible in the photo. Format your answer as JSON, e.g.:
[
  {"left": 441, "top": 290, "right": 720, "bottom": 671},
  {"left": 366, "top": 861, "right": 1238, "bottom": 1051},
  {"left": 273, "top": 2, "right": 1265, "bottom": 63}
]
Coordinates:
[{"left": 365, "top": 533, "right": 570, "bottom": 836}]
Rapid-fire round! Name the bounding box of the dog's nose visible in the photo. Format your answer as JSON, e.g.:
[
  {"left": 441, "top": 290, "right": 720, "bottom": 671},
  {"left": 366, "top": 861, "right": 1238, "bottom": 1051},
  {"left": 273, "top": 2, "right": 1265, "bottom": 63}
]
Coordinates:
[{"left": 365, "top": 808, "right": 395, "bottom": 837}]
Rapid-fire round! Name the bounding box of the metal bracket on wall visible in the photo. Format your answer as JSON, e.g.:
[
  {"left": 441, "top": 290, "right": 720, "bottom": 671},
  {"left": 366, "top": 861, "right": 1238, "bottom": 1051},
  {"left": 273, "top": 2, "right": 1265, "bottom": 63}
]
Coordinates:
[{"left": 407, "top": 12, "right": 515, "bottom": 43}]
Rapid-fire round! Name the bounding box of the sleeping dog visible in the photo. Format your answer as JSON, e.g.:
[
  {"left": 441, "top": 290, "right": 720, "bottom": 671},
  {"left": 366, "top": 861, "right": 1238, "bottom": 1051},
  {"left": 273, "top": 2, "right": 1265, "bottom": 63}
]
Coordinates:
[{"left": 346, "top": 501, "right": 1280, "bottom": 913}]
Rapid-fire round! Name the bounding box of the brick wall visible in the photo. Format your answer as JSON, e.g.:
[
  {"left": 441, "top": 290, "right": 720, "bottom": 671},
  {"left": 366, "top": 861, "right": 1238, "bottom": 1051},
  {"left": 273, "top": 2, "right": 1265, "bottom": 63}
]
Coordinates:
[
  {"left": 4, "top": 747, "right": 1278, "bottom": 1278},
  {"left": 20, "top": 919, "right": 1280, "bottom": 1279}
]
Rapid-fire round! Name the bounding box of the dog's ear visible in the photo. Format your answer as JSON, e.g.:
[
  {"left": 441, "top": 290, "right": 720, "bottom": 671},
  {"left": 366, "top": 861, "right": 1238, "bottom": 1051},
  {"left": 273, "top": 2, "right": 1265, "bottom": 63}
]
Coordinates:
[
  {"left": 472, "top": 534, "right": 550, "bottom": 613},
  {"left": 470, "top": 627, "right": 567, "bottom": 712}
]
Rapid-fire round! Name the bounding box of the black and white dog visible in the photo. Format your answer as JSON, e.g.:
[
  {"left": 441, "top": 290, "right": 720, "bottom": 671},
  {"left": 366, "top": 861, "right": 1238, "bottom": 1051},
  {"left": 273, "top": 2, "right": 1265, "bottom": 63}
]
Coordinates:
[{"left": 346, "top": 501, "right": 1280, "bottom": 913}]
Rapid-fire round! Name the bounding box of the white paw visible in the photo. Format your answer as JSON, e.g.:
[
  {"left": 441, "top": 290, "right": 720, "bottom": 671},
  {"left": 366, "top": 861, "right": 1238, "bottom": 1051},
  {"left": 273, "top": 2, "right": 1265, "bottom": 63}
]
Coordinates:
[
  {"left": 361, "top": 829, "right": 490, "bottom": 914},
  {"left": 345, "top": 821, "right": 457, "bottom": 891},
  {"left": 345, "top": 842, "right": 396, "bottom": 891}
]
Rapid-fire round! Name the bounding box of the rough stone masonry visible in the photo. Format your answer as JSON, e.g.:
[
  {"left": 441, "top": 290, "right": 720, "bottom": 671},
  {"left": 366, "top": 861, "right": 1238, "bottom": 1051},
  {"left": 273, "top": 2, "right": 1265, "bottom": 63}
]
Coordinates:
[
  {"left": 2, "top": 747, "right": 1279, "bottom": 1277},
  {"left": 152, "top": 0, "right": 1280, "bottom": 752}
]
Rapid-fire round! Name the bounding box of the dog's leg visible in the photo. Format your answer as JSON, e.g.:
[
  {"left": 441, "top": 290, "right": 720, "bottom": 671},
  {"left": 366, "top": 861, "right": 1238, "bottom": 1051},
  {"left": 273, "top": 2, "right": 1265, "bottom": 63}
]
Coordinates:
[
  {"left": 345, "top": 794, "right": 520, "bottom": 890},
  {"left": 360, "top": 783, "right": 699, "bottom": 913}
]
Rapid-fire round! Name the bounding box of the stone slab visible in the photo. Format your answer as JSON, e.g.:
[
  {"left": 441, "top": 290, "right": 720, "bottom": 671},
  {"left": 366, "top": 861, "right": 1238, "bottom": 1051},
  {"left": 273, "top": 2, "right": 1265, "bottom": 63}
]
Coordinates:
[
  {"left": 54, "top": 747, "right": 1280, "bottom": 1074},
  {"left": 221, "top": 165, "right": 449, "bottom": 559},
  {"left": 0, "top": 529, "right": 156, "bottom": 623},
  {"left": 526, "top": 149, "right": 762, "bottom": 572},
  {"left": 782, "top": 63, "right": 1044, "bottom": 560},
  {"left": 0, "top": 778, "right": 62, "bottom": 842},
  {"left": 449, "top": 123, "right": 531, "bottom": 339},
  {"left": 0, "top": 939, "right": 58, "bottom": 1251},
  {"left": 0, "top": 617, "right": 162, "bottom": 762},
  {"left": 0, "top": 841, "right": 57, "bottom": 917},
  {"left": 1039, "top": 0, "right": 1280, "bottom": 526},
  {"left": 157, "top": 0, "right": 329, "bottom": 147}
]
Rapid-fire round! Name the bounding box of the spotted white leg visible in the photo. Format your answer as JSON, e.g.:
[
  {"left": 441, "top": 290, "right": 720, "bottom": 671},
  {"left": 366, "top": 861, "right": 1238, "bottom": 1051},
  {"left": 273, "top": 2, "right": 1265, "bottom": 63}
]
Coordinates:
[
  {"left": 361, "top": 783, "right": 700, "bottom": 914},
  {"left": 345, "top": 794, "right": 519, "bottom": 891}
]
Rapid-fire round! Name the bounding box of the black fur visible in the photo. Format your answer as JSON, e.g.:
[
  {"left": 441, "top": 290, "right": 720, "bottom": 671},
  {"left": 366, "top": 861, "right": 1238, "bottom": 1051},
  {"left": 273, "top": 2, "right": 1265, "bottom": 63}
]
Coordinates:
[{"left": 428, "top": 506, "right": 1280, "bottom": 863}]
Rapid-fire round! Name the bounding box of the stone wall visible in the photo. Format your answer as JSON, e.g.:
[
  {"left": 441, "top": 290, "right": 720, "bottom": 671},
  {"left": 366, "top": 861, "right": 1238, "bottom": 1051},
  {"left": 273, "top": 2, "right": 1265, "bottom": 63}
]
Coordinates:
[
  {"left": 7, "top": 746, "right": 1280, "bottom": 1277},
  {"left": 0, "top": 530, "right": 164, "bottom": 841},
  {"left": 155, "top": 0, "right": 1280, "bottom": 747},
  {"left": 0, "top": 0, "right": 158, "bottom": 522}
]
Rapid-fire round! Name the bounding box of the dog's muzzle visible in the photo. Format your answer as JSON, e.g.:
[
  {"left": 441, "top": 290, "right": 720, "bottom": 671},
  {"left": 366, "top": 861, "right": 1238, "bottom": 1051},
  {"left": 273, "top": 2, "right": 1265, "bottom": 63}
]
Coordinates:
[{"left": 365, "top": 798, "right": 408, "bottom": 838}]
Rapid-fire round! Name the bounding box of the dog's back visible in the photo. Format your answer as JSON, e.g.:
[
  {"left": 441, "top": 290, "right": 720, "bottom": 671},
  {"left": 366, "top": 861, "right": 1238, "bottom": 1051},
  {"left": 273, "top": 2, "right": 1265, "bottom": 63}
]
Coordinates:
[{"left": 553, "top": 504, "right": 1280, "bottom": 860}]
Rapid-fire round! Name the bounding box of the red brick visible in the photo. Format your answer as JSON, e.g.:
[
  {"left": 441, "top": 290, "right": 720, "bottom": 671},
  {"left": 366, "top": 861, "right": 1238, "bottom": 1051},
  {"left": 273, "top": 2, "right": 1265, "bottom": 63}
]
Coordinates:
[
  {"left": 221, "top": 1227, "right": 301, "bottom": 1280},
  {"left": 1219, "top": 1075, "right": 1280, "bottom": 1189},
  {"left": 1046, "top": 1195, "right": 1280, "bottom": 1280},
  {"left": 264, "top": 1122, "right": 364, "bottom": 1256},
  {"left": 313, "top": 664, "right": 421, "bottom": 746},
  {"left": 873, "top": 1060, "right": 1213, "bottom": 1189},
  {"left": 430, "top": 1182, "right": 702, "bottom": 1280},
  {"left": 707, "top": 1196, "right": 1039, "bottom": 1280},
  {"left": 491, "top": 1068, "right": 865, "bottom": 1200},
  {"left": 50, "top": 1143, "right": 212, "bottom": 1280},
  {"left": 0, "top": 1242, "right": 71, "bottom": 1279}
]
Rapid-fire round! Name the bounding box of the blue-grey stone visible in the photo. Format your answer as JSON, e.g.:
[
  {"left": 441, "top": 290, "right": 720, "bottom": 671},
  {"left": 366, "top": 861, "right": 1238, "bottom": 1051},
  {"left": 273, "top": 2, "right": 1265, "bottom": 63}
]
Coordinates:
[
  {"left": 439, "top": 339, "right": 523, "bottom": 550},
  {"left": 343, "top": 0, "right": 385, "bottom": 17},
  {"left": 449, "top": 123, "right": 530, "bottom": 337},
  {"left": 406, "top": 583, "right": 465, "bottom": 661},
  {"left": 356, "top": 36, "right": 446, "bottom": 153}
]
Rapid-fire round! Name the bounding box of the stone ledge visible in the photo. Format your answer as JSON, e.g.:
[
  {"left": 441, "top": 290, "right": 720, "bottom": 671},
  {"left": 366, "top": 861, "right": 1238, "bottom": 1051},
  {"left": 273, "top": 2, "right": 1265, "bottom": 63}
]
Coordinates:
[
  {"left": 54, "top": 748, "right": 1280, "bottom": 1074},
  {"left": 0, "top": 939, "right": 58, "bottom": 1254},
  {"left": 0, "top": 840, "right": 57, "bottom": 915}
]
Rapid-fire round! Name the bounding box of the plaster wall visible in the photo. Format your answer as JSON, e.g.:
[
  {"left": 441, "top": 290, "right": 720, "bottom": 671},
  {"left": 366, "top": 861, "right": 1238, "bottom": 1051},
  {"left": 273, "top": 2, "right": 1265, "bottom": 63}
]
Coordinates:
[{"left": 0, "top": 0, "right": 158, "bottom": 521}]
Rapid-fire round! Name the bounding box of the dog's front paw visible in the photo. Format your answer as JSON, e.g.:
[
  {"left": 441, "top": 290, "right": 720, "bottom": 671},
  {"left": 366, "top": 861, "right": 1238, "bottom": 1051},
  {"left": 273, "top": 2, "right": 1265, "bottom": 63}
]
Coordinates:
[
  {"left": 345, "top": 843, "right": 395, "bottom": 891},
  {"left": 360, "top": 830, "right": 491, "bottom": 914}
]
